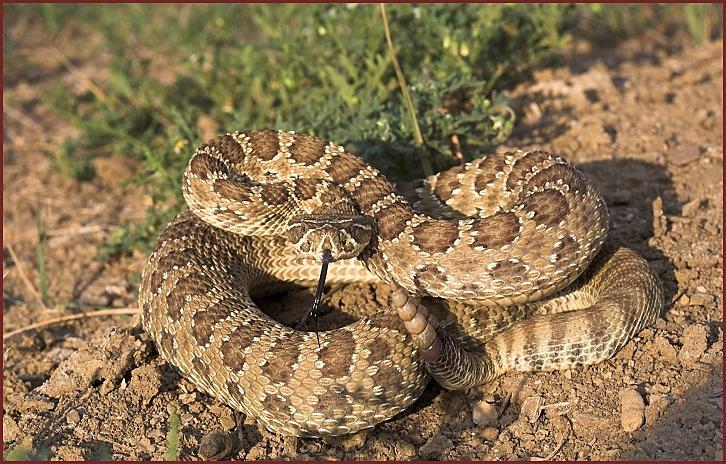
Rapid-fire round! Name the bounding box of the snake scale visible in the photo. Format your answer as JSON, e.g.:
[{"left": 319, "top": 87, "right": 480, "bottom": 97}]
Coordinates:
[{"left": 139, "top": 130, "right": 663, "bottom": 437}]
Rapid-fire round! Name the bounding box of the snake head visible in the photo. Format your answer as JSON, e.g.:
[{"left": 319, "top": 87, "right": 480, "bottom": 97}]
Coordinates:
[{"left": 286, "top": 214, "right": 374, "bottom": 261}]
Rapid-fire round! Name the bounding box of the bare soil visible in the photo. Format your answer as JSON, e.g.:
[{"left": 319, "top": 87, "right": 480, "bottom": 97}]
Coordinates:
[{"left": 3, "top": 19, "right": 723, "bottom": 461}]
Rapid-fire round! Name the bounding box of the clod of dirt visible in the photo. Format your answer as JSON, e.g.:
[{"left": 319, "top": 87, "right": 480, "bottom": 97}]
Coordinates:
[
  {"left": 36, "top": 326, "right": 152, "bottom": 399},
  {"left": 521, "top": 395, "right": 545, "bottom": 423},
  {"left": 472, "top": 396, "right": 499, "bottom": 427},
  {"left": 418, "top": 435, "right": 453, "bottom": 460},
  {"left": 126, "top": 363, "right": 163, "bottom": 406},
  {"left": 3, "top": 415, "right": 21, "bottom": 443},
  {"left": 620, "top": 389, "right": 646, "bottom": 432},
  {"left": 678, "top": 324, "right": 709, "bottom": 364}
]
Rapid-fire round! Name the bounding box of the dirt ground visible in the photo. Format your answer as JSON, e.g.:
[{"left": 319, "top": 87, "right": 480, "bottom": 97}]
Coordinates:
[{"left": 3, "top": 18, "right": 723, "bottom": 461}]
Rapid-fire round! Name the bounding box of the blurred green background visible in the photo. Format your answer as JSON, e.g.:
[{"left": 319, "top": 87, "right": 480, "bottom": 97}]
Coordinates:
[{"left": 4, "top": 3, "right": 723, "bottom": 256}]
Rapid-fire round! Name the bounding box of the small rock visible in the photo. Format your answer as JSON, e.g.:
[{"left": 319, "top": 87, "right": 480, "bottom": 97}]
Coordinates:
[
  {"left": 520, "top": 395, "right": 544, "bottom": 423},
  {"left": 667, "top": 144, "right": 701, "bottom": 166},
  {"left": 199, "top": 430, "right": 239, "bottom": 460},
  {"left": 679, "top": 324, "right": 709, "bottom": 364},
  {"left": 179, "top": 392, "right": 197, "bottom": 405},
  {"left": 419, "top": 435, "right": 453, "bottom": 459},
  {"left": 480, "top": 426, "right": 499, "bottom": 441},
  {"left": 689, "top": 293, "right": 714, "bottom": 306},
  {"left": 696, "top": 285, "right": 707, "bottom": 293},
  {"left": 66, "top": 409, "right": 81, "bottom": 426},
  {"left": 472, "top": 397, "right": 498, "bottom": 427},
  {"left": 681, "top": 199, "right": 701, "bottom": 217},
  {"left": 620, "top": 388, "right": 646, "bottom": 432},
  {"left": 678, "top": 294, "right": 690, "bottom": 306},
  {"left": 213, "top": 405, "right": 237, "bottom": 431}
]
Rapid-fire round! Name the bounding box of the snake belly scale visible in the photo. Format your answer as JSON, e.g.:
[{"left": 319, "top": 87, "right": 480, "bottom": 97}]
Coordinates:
[{"left": 139, "top": 130, "right": 663, "bottom": 437}]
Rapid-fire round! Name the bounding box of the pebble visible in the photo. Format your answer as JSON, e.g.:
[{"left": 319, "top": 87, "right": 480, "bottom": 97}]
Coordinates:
[
  {"left": 479, "top": 426, "right": 499, "bottom": 441},
  {"left": 472, "top": 397, "right": 498, "bottom": 427},
  {"left": 219, "top": 414, "right": 237, "bottom": 431},
  {"left": 620, "top": 388, "right": 646, "bottom": 432},
  {"left": 66, "top": 408, "right": 81, "bottom": 426},
  {"left": 667, "top": 143, "right": 701, "bottom": 165},
  {"left": 679, "top": 324, "right": 709, "bottom": 364}
]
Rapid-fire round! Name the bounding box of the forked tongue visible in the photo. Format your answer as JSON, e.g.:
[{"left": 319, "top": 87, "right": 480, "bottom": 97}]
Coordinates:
[{"left": 295, "top": 249, "right": 332, "bottom": 348}]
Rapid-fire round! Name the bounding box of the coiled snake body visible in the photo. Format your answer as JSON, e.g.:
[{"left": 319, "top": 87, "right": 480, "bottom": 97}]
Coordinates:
[{"left": 139, "top": 130, "right": 663, "bottom": 437}]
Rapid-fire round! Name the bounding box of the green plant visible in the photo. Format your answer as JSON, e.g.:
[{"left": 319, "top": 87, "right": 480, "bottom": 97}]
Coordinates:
[
  {"left": 35, "top": 209, "right": 49, "bottom": 307},
  {"left": 165, "top": 405, "right": 181, "bottom": 460},
  {"left": 10, "top": 4, "right": 576, "bottom": 256}
]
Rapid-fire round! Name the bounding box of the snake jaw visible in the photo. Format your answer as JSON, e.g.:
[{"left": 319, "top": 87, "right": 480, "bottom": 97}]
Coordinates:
[{"left": 286, "top": 214, "right": 373, "bottom": 261}]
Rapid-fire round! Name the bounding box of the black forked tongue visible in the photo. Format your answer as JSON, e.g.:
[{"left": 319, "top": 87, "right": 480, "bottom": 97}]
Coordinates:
[{"left": 296, "top": 249, "right": 331, "bottom": 348}]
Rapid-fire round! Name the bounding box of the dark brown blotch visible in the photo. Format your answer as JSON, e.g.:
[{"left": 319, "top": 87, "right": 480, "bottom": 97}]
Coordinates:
[
  {"left": 473, "top": 155, "right": 508, "bottom": 192},
  {"left": 147, "top": 269, "right": 165, "bottom": 295},
  {"left": 555, "top": 234, "right": 578, "bottom": 255},
  {"left": 214, "top": 179, "right": 254, "bottom": 203},
  {"left": 489, "top": 259, "right": 528, "bottom": 279},
  {"left": 411, "top": 220, "right": 459, "bottom": 254},
  {"left": 433, "top": 164, "right": 465, "bottom": 203},
  {"left": 506, "top": 151, "right": 552, "bottom": 191},
  {"left": 259, "top": 183, "right": 290, "bottom": 206},
  {"left": 318, "top": 330, "right": 356, "bottom": 380},
  {"left": 351, "top": 175, "right": 393, "bottom": 213},
  {"left": 374, "top": 204, "right": 413, "bottom": 241},
  {"left": 259, "top": 341, "right": 300, "bottom": 384},
  {"left": 521, "top": 190, "right": 570, "bottom": 229},
  {"left": 261, "top": 393, "right": 291, "bottom": 417},
  {"left": 372, "top": 362, "right": 404, "bottom": 401},
  {"left": 292, "top": 179, "right": 319, "bottom": 201},
  {"left": 202, "top": 133, "right": 249, "bottom": 165},
  {"left": 226, "top": 379, "right": 245, "bottom": 400},
  {"left": 326, "top": 153, "right": 368, "bottom": 184},
  {"left": 156, "top": 247, "right": 198, "bottom": 274},
  {"left": 246, "top": 130, "right": 281, "bottom": 161},
  {"left": 165, "top": 274, "right": 215, "bottom": 322},
  {"left": 191, "top": 299, "right": 233, "bottom": 347},
  {"left": 189, "top": 152, "right": 230, "bottom": 180},
  {"left": 192, "top": 356, "right": 212, "bottom": 381},
  {"left": 525, "top": 163, "right": 589, "bottom": 195},
  {"left": 220, "top": 319, "right": 267, "bottom": 371},
  {"left": 288, "top": 135, "right": 328, "bottom": 166},
  {"left": 157, "top": 329, "right": 176, "bottom": 360},
  {"left": 470, "top": 212, "right": 520, "bottom": 249}
]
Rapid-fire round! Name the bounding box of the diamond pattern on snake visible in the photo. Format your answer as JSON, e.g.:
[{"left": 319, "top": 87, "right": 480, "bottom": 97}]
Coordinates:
[{"left": 139, "top": 130, "right": 663, "bottom": 437}]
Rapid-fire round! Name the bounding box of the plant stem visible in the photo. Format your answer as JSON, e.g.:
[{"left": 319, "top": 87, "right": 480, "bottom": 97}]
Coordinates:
[{"left": 379, "top": 3, "right": 433, "bottom": 176}]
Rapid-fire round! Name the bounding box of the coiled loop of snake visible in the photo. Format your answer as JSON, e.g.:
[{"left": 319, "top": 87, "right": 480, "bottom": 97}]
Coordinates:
[{"left": 139, "top": 130, "right": 663, "bottom": 436}]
